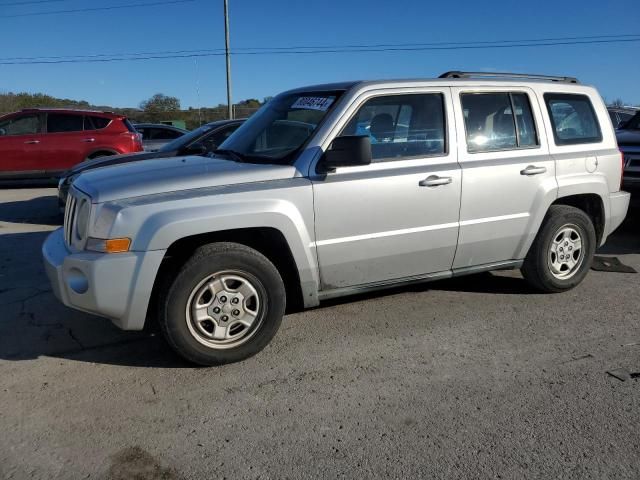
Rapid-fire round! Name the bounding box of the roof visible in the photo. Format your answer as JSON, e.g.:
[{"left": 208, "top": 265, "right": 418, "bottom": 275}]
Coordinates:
[
  {"left": 20, "top": 107, "right": 119, "bottom": 116},
  {"left": 279, "top": 72, "right": 590, "bottom": 97},
  {"left": 132, "top": 123, "right": 188, "bottom": 131}
]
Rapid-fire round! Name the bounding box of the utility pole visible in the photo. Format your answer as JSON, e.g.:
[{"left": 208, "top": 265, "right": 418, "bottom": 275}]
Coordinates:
[{"left": 223, "top": 0, "right": 233, "bottom": 119}]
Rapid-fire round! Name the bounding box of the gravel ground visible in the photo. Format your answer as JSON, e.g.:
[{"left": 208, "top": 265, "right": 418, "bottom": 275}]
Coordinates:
[{"left": 0, "top": 187, "right": 639, "bottom": 479}]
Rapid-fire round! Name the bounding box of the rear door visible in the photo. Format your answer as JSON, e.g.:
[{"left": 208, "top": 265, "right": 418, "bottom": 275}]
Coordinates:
[
  {"left": 451, "top": 87, "right": 556, "bottom": 268},
  {"left": 0, "top": 113, "right": 44, "bottom": 176},
  {"left": 44, "top": 112, "right": 86, "bottom": 172}
]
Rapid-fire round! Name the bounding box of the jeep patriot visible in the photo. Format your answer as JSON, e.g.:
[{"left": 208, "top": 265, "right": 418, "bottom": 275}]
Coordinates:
[{"left": 43, "top": 71, "right": 630, "bottom": 365}]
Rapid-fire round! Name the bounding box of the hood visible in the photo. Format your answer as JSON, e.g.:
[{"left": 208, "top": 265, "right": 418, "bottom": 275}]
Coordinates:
[
  {"left": 69, "top": 150, "right": 177, "bottom": 175},
  {"left": 616, "top": 129, "right": 640, "bottom": 147},
  {"left": 73, "top": 155, "right": 298, "bottom": 203}
]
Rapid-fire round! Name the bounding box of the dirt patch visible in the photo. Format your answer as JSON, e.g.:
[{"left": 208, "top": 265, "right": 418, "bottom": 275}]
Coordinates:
[{"left": 106, "top": 446, "right": 181, "bottom": 480}]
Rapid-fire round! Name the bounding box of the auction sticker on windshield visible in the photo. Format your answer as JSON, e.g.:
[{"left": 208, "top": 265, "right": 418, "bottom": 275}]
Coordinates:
[{"left": 291, "top": 96, "right": 335, "bottom": 111}]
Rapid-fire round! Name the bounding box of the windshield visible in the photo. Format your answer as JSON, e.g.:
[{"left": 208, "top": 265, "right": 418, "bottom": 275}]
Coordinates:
[
  {"left": 217, "top": 91, "right": 343, "bottom": 164},
  {"left": 160, "top": 124, "right": 214, "bottom": 152},
  {"left": 621, "top": 112, "right": 640, "bottom": 130}
]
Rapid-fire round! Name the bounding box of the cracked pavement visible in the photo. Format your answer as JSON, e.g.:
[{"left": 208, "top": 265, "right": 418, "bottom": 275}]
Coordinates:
[{"left": 0, "top": 187, "right": 639, "bottom": 479}]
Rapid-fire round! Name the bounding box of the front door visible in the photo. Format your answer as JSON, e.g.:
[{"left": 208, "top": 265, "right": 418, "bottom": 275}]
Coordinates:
[
  {"left": 0, "top": 113, "right": 43, "bottom": 176},
  {"left": 311, "top": 90, "right": 461, "bottom": 290}
]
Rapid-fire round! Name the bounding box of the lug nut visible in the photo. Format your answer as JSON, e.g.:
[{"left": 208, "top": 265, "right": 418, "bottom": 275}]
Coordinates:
[
  {"left": 221, "top": 315, "right": 228, "bottom": 322},
  {"left": 219, "top": 296, "right": 227, "bottom": 303},
  {"left": 213, "top": 307, "right": 221, "bottom": 314},
  {"left": 231, "top": 298, "right": 239, "bottom": 305},
  {"left": 232, "top": 309, "right": 240, "bottom": 316}
]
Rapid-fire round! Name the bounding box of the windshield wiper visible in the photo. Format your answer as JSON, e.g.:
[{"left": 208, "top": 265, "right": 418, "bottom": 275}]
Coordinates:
[{"left": 213, "top": 149, "right": 246, "bottom": 163}]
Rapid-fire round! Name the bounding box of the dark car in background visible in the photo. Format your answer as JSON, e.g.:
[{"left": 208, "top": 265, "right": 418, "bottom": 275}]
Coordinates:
[
  {"left": 133, "top": 123, "right": 188, "bottom": 152},
  {"left": 58, "top": 119, "right": 243, "bottom": 207},
  {"left": 0, "top": 108, "right": 143, "bottom": 180},
  {"left": 616, "top": 111, "right": 640, "bottom": 190},
  {"left": 608, "top": 106, "right": 638, "bottom": 129}
]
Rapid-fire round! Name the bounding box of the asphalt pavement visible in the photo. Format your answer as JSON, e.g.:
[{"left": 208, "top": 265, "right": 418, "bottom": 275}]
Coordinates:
[{"left": 1, "top": 187, "right": 639, "bottom": 479}]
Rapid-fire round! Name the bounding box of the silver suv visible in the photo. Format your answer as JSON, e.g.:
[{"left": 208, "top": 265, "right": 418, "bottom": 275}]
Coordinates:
[{"left": 43, "top": 71, "right": 630, "bottom": 365}]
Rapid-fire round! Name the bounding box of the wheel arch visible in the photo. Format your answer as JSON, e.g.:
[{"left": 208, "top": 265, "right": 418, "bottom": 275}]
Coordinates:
[
  {"left": 147, "top": 227, "right": 309, "bottom": 329},
  {"left": 552, "top": 193, "right": 605, "bottom": 245},
  {"left": 86, "top": 148, "right": 119, "bottom": 160}
]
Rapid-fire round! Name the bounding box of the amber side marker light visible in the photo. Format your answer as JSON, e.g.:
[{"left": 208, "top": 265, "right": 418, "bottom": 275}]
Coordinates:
[
  {"left": 87, "top": 237, "right": 131, "bottom": 253},
  {"left": 105, "top": 238, "right": 131, "bottom": 253}
]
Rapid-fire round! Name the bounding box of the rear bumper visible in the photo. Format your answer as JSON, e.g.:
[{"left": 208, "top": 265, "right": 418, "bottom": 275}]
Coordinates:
[
  {"left": 603, "top": 191, "right": 631, "bottom": 243},
  {"left": 42, "top": 228, "right": 166, "bottom": 330}
]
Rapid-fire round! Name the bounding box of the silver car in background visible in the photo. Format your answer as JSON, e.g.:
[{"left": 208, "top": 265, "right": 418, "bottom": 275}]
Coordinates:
[{"left": 133, "top": 123, "right": 188, "bottom": 151}]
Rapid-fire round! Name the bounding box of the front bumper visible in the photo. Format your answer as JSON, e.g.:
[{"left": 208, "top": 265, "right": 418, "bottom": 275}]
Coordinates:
[{"left": 42, "top": 228, "right": 166, "bottom": 330}]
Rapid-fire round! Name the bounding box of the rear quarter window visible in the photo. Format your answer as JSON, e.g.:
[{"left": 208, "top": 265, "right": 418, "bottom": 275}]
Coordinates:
[
  {"left": 85, "top": 116, "right": 111, "bottom": 130},
  {"left": 544, "top": 93, "right": 602, "bottom": 145}
]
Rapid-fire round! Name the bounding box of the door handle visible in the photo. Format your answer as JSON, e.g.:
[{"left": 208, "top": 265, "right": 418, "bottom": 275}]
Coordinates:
[
  {"left": 419, "top": 175, "right": 453, "bottom": 187},
  {"left": 81, "top": 138, "right": 96, "bottom": 143},
  {"left": 520, "top": 165, "right": 547, "bottom": 176},
  {"left": 24, "top": 140, "right": 40, "bottom": 144}
]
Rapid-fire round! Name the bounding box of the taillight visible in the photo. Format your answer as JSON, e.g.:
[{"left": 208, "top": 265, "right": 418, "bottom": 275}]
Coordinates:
[
  {"left": 121, "top": 131, "right": 143, "bottom": 148},
  {"left": 619, "top": 149, "right": 625, "bottom": 190}
]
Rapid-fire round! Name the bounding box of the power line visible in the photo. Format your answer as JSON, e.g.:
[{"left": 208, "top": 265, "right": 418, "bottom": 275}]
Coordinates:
[
  {"left": 1, "top": 33, "right": 639, "bottom": 62},
  {"left": 0, "top": 0, "right": 196, "bottom": 18},
  {"left": 0, "top": 0, "right": 64, "bottom": 6},
  {"left": 1, "top": 37, "right": 639, "bottom": 65}
]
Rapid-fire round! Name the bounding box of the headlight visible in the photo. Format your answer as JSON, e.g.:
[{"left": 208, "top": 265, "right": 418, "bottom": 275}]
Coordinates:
[{"left": 75, "top": 199, "right": 91, "bottom": 241}]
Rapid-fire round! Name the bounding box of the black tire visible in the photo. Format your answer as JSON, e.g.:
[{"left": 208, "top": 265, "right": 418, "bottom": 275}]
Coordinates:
[
  {"left": 159, "top": 242, "right": 286, "bottom": 365},
  {"left": 521, "top": 205, "right": 596, "bottom": 292},
  {"left": 86, "top": 151, "right": 115, "bottom": 160}
]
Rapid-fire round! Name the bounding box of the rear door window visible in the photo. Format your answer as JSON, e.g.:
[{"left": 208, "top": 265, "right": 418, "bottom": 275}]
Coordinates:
[
  {"left": 151, "top": 128, "right": 183, "bottom": 140},
  {"left": 47, "top": 113, "right": 84, "bottom": 133},
  {"left": 461, "top": 92, "right": 539, "bottom": 152},
  {"left": 544, "top": 93, "right": 602, "bottom": 145}
]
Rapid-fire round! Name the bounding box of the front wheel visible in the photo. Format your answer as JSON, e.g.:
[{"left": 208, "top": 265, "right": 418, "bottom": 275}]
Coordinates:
[
  {"left": 159, "top": 242, "right": 286, "bottom": 365},
  {"left": 521, "top": 205, "right": 596, "bottom": 292}
]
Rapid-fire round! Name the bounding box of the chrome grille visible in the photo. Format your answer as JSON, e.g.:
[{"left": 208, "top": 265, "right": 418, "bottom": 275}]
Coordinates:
[{"left": 64, "top": 194, "right": 77, "bottom": 247}]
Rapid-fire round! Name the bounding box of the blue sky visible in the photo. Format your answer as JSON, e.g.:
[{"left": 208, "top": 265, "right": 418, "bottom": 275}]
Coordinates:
[{"left": 1, "top": 0, "right": 639, "bottom": 108}]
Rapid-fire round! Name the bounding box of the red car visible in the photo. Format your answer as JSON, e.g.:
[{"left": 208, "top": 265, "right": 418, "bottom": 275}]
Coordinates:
[{"left": 0, "top": 108, "right": 143, "bottom": 179}]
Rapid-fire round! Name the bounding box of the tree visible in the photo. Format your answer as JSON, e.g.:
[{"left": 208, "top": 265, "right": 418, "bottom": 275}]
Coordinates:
[
  {"left": 139, "top": 93, "right": 181, "bottom": 115},
  {"left": 610, "top": 98, "right": 626, "bottom": 108}
]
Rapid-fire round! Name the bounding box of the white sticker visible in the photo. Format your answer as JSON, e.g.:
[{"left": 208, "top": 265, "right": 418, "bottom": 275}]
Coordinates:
[{"left": 291, "top": 96, "right": 335, "bottom": 111}]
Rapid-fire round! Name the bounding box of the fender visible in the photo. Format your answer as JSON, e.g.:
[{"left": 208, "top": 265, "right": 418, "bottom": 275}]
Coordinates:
[
  {"left": 514, "top": 173, "right": 610, "bottom": 259},
  {"left": 106, "top": 179, "right": 321, "bottom": 319},
  {"left": 556, "top": 172, "right": 611, "bottom": 244}
]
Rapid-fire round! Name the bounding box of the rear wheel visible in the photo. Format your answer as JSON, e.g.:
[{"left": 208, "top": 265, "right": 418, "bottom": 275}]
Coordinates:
[
  {"left": 159, "top": 242, "right": 286, "bottom": 365},
  {"left": 521, "top": 205, "right": 596, "bottom": 292},
  {"left": 86, "top": 151, "right": 115, "bottom": 161}
]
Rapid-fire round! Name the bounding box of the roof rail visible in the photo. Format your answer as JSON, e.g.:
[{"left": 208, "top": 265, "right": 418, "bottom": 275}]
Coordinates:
[
  {"left": 20, "top": 107, "right": 114, "bottom": 114},
  {"left": 439, "top": 71, "right": 579, "bottom": 84}
]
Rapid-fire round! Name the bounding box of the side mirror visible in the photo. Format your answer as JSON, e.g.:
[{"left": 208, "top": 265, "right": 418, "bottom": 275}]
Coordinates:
[
  {"left": 183, "top": 143, "right": 207, "bottom": 155},
  {"left": 321, "top": 135, "right": 372, "bottom": 172},
  {"left": 0, "top": 128, "right": 6, "bottom": 136}
]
